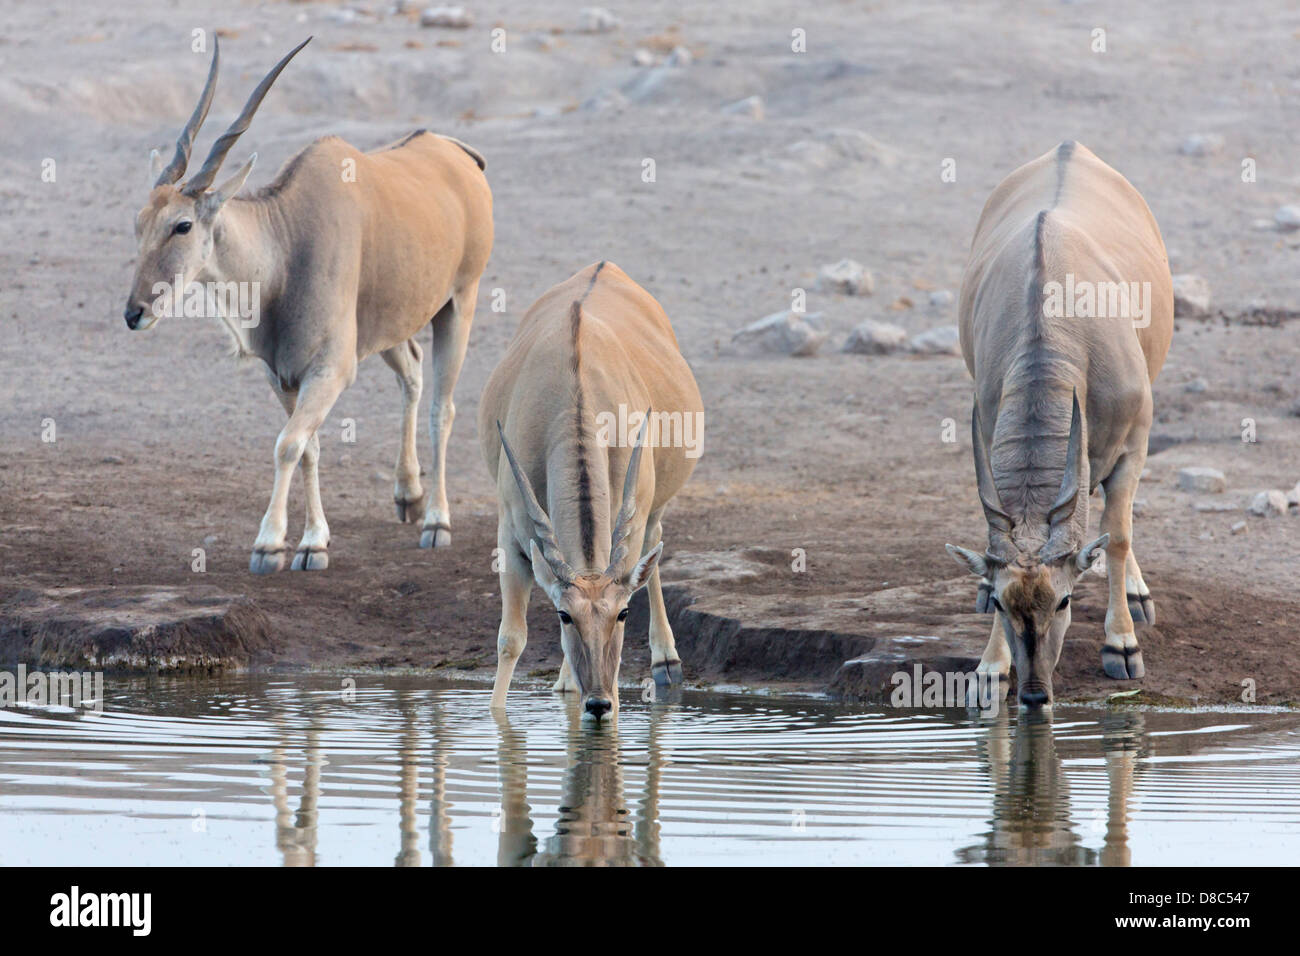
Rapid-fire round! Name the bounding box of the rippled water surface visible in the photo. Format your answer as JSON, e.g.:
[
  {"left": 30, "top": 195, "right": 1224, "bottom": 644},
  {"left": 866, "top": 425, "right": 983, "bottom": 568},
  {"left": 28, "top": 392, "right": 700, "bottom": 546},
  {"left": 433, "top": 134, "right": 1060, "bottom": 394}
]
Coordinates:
[{"left": 1, "top": 676, "right": 1297, "bottom": 865}]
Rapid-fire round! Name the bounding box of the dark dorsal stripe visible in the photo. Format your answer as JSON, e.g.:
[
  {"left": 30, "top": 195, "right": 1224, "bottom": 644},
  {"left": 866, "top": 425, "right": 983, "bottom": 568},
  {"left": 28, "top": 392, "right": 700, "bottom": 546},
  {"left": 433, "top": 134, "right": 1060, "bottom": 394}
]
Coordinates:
[
  {"left": 566, "top": 262, "right": 610, "bottom": 564},
  {"left": 1004, "top": 141, "right": 1079, "bottom": 525},
  {"left": 569, "top": 300, "right": 595, "bottom": 563}
]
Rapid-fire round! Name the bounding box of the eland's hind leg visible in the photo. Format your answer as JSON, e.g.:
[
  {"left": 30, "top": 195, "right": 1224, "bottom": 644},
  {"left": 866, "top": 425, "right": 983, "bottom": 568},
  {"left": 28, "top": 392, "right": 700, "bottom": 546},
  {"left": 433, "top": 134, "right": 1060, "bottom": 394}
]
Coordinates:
[
  {"left": 380, "top": 339, "right": 425, "bottom": 524},
  {"left": 492, "top": 520, "right": 532, "bottom": 709},
  {"left": 420, "top": 281, "right": 478, "bottom": 549},
  {"left": 1099, "top": 453, "right": 1146, "bottom": 679}
]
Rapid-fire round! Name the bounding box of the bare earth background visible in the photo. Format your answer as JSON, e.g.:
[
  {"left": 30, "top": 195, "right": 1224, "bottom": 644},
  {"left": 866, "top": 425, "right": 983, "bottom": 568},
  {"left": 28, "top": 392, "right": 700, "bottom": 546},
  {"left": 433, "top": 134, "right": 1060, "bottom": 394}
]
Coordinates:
[{"left": 1, "top": 0, "right": 1298, "bottom": 704}]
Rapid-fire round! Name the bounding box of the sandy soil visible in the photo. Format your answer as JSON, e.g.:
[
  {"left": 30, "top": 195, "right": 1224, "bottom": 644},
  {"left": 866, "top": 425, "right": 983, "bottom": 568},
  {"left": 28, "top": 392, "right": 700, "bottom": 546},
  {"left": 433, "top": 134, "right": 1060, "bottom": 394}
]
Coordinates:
[{"left": 2, "top": 0, "right": 1298, "bottom": 705}]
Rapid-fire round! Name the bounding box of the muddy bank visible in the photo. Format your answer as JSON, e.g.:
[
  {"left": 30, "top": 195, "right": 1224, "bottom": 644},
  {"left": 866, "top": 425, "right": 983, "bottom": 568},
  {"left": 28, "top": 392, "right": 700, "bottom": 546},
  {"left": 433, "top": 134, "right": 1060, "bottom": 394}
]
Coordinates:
[
  {"left": 1, "top": 447, "right": 1295, "bottom": 706},
  {"left": 0, "top": 585, "right": 272, "bottom": 672}
]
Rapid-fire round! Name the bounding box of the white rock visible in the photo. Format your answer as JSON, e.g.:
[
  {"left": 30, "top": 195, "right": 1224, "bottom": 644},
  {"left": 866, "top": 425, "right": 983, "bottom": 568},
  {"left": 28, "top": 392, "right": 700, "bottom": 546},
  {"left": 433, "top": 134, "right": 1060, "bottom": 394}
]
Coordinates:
[
  {"left": 1231, "top": 520, "right": 1247, "bottom": 535},
  {"left": 1177, "top": 466, "right": 1226, "bottom": 493},
  {"left": 816, "top": 259, "right": 873, "bottom": 296},
  {"left": 1275, "top": 205, "right": 1300, "bottom": 231},
  {"left": 1179, "top": 133, "right": 1224, "bottom": 156},
  {"left": 666, "top": 45, "right": 692, "bottom": 67},
  {"left": 1184, "top": 378, "right": 1209, "bottom": 393},
  {"left": 722, "top": 95, "right": 765, "bottom": 120},
  {"left": 729, "top": 310, "right": 827, "bottom": 357},
  {"left": 631, "top": 48, "right": 655, "bottom": 66},
  {"left": 1171, "top": 274, "right": 1211, "bottom": 317},
  {"left": 420, "top": 6, "right": 472, "bottom": 28},
  {"left": 1248, "top": 490, "right": 1289, "bottom": 516},
  {"left": 842, "top": 320, "right": 909, "bottom": 355},
  {"left": 928, "top": 289, "right": 954, "bottom": 309},
  {"left": 1194, "top": 501, "right": 1237, "bottom": 513},
  {"left": 1286, "top": 482, "right": 1300, "bottom": 508},
  {"left": 908, "top": 325, "right": 961, "bottom": 356},
  {"left": 577, "top": 7, "right": 619, "bottom": 33}
]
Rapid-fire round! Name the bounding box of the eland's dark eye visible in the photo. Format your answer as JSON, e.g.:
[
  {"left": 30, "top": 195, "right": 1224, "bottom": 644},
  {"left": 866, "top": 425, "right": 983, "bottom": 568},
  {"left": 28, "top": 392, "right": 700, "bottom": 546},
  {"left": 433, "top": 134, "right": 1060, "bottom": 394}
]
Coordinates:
[
  {"left": 1057, "top": 595, "right": 1070, "bottom": 612},
  {"left": 173, "top": 221, "right": 192, "bottom": 235},
  {"left": 557, "top": 611, "right": 572, "bottom": 625},
  {"left": 617, "top": 608, "right": 629, "bottom": 622}
]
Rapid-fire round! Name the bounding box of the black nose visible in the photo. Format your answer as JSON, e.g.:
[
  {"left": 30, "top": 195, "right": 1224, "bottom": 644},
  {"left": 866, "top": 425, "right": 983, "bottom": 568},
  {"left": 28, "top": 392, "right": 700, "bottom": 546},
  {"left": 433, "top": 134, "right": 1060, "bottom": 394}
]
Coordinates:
[
  {"left": 124, "top": 305, "right": 144, "bottom": 329},
  {"left": 585, "top": 696, "right": 612, "bottom": 718},
  {"left": 1019, "top": 687, "right": 1050, "bottom": 708}
]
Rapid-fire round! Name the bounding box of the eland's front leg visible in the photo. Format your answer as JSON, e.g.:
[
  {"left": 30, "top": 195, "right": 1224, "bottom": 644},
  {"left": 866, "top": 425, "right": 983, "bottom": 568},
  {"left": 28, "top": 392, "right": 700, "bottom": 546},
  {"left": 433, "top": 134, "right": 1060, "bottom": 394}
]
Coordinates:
[
  {"left": 271, "top": 386, "right": 331, "bottom": 571},
  {"left": 1099, "top": 455, "right": 1145, "bottom": 679},
  {"left": 643, "top": 515, "right": 683, "bottom": 687},
  {"left": 381, "top": 339, "right": 425, "bottom": 523},
  {"left": 968, "top": 611, "right": 1012, "bottom": 707},
  {"left": 421, "top": 282, "right": 478, "bottom": 549},
  {"left": 251, "top": 369, "right": 347, "bottom": 574},
  {"left": 491, "top": 529, "right": 532, "bottom": 709}
]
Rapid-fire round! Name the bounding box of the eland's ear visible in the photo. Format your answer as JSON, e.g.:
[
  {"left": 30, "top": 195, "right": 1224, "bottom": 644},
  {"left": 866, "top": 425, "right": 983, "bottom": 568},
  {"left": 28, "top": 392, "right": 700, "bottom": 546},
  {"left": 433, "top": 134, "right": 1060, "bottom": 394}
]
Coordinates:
[
  {"left": 626, "top": 542, "right": 663, "bottom": 592},
  {"left": 199, "top": 153, "right": 257, "bottom": 216},
  {"left": 1075, "top": 533, "right": 1109, "bottom": 573},
  {"left": 946, "top": 543, "right": 988, "bottom": 578},
  {"left": 529, "top": 539, "right": 563, "bottom": 600},
  {"left": 149, "top": 148, "right": 165, "bottom": 185}
]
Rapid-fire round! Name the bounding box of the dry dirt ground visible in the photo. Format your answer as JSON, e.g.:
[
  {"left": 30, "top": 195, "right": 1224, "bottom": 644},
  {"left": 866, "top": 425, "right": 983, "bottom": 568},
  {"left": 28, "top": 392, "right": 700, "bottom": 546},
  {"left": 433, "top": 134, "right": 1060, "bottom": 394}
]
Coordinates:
[{"left": 2, "top": 0, "right": 1299, "bottom": 705}]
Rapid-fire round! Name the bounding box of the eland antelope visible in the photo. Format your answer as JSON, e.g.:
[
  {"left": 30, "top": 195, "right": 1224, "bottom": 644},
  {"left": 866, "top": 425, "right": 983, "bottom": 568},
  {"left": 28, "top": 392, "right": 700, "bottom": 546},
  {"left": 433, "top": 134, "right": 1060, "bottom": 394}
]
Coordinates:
[
  {"left": 946, "top": 141, "right": 1172, "bottom": 708},
  {"left": 123, "top": 38, "right": 493, "bottom": 572},
  {"left": 480, "top": 262, "right": 704, "bottom": 720}
]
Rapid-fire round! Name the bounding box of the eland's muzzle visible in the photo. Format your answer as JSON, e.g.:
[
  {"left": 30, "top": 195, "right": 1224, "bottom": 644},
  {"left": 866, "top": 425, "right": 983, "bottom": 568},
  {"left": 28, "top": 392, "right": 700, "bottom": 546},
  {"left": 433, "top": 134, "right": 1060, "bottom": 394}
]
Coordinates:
[
  {"left": 124, "top": 304, "right": 146, "bottom": 329},
  {"left": 584, "top": 695, "right": 613, "bottom": 719},
  {"left": 1018, "top": 683, "right": 1051, "bottom": 709}
]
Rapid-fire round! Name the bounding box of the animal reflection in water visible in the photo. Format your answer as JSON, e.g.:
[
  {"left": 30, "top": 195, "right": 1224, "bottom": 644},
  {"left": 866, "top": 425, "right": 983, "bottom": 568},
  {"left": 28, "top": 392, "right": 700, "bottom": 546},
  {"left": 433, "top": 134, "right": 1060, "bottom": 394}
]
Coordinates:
[
  {"left": 492, "top": 709, "right": 664, "bottom": 867},
  {"left": 263, "top": 700, "right": 662, "bottom": 866},
  {"left": 957, "top": 710, "right": 1143, "bottom": 866},
  {"left": 268, "top": 718, "right": 322, "bottom": 867},
  {"left": 261, "top": 700, "right": 1145, "bottom": 866}
]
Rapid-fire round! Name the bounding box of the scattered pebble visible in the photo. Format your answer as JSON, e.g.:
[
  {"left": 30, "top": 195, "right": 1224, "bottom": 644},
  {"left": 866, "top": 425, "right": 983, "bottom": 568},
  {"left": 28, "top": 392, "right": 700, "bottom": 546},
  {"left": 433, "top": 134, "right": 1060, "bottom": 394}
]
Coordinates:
[
  {"left": 928, "top": 289, "right": 954, "bottom": 309},
  {"left": 1230, "top": 520, "right": 1247, "bottom": 535},
  {"left": 420, "top": 6, "right": 472, "bottom": 28},
  {"left": 1178, "top": 133, "right": 1224, "bottom": 157},
  {"left": 722, "top": 95, "right": 765, "bottom": 120},
  {"left": 842, "top": 319, "right": 909, "bottom": 355},
  {"left": 666, "top": 45, "right": 693, "bottom": 67},
  {"left": 1184, "top": 377, "right": 1209, "bottom": 393},
  {"left": 577, "top": 7, "right": 619, "bottom": 33},
  {"left": 1247, "top": 489, "right": 1288, "bottom": 516},
  {"left": 907, "top": 325, "right": 961, "bottom": 356},
  {"left": 1171, "top": 273, "right": 1211, "bottom": 318},
  {"left": 1177, "top": 466, "right": 1226, "bottom": 494},
  {"left": 729, "top": 310, "right": 827, "bottom": 357},
  {"left": 632, "top": 48, "right": 655, "bottom": 66},
  {"left": 816, "top": 259, "right": 873, "bottom": 296},
  {"left": 1194, "top": 501, "right": 1237, "bottom": 513},
  {"left": 1275, "top": 205, "right": 1300, "bottom": 231}
]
